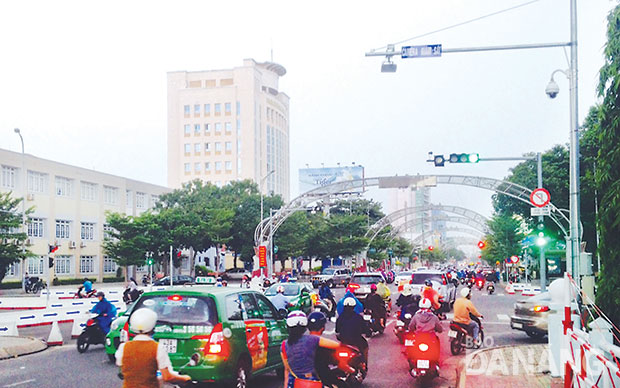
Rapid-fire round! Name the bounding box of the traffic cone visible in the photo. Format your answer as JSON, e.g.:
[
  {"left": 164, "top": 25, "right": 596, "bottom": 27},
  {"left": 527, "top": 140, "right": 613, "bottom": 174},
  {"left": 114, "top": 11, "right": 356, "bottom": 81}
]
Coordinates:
[
  {"left": 71, "top": 318, "right": 86, "bottom": 339},
  {"left": 505, "top": 283, "right": 515, "bottom": 295},
  {"left": 47, "top": 320, "right": 63, "bottom": 346},
  {"left": 0, "top": 321, "right": 18, "bottom": 336}
]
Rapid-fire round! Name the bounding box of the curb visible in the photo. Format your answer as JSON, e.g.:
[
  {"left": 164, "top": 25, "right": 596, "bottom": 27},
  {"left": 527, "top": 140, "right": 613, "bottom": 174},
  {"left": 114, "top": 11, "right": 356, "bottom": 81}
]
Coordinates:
[{"left": 0, "top": 336, "right": 48, "bottom": 360}]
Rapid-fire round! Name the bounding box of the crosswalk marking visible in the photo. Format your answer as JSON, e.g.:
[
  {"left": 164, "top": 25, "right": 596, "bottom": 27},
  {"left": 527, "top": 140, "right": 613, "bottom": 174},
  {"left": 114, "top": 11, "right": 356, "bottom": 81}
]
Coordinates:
[{"left": 497, "top": 314, "right": 510, "bottom": 321}]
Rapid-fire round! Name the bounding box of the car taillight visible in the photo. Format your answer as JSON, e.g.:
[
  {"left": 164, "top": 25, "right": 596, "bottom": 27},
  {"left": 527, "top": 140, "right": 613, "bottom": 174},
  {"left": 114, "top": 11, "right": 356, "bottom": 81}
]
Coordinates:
[
  {"left": 443, "top": 277, "right": 447, "bottom": 285},
  {"left": 193, "top": 323, "right": 229, "bottom": 358},
  {"left": 533, "top": 305, "right": 550, "bottom": 313},
  {"left": 418, "top": 343, "right": 429, "bottom": 352}
]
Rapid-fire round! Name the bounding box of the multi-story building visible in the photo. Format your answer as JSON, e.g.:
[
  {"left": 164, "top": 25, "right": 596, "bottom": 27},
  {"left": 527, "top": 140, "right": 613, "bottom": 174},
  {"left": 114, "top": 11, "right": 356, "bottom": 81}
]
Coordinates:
[
  {"left": 167, "top": 58, "right": 290, "bottom": 200},
  {"left": 0, "top": 148, "right": 170, "bottom": 283}
]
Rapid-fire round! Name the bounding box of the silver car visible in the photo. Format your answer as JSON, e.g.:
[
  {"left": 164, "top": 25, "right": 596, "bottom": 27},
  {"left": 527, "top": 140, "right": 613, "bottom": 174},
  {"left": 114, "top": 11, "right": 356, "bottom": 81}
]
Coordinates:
[
  {"left": 409, "top": 270, "right": 457, "bottom": 306},
  {"left": 510, "top": 292, "right": 551, "bottom": 339}
]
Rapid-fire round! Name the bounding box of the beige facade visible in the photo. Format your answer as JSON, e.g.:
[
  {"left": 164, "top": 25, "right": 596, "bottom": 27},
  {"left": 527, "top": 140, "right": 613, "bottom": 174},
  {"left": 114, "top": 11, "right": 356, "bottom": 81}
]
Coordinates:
[
  {"left": 0, "top": 148, "right": 170, "bottom": 282},
  {"left": 167, "top": 58, "right": 290, "bottom": 200}
]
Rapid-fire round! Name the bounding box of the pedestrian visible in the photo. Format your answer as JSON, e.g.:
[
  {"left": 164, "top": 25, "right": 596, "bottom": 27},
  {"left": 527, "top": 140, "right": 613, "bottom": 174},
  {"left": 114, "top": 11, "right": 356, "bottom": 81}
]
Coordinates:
[
  {"left": 116, "top": 308, "right": 191, "bottom": 387},
  {"left": 23, "top": 272, "right": 29, "bottom": 292}
]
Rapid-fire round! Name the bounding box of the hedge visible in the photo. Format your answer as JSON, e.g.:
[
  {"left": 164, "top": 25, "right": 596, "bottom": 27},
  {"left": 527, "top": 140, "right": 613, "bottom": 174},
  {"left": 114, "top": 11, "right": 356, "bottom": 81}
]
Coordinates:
[
  {"left": 102, "top": 277, "right": 125, "bottom": 283},
  {"left": 0, "top": 281, "right": 22, "bottom": 289}
]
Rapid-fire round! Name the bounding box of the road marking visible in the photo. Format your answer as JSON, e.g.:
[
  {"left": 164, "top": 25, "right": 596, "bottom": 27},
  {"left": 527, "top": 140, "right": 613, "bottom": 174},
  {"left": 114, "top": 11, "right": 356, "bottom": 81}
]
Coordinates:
[
  {"left": 497, "top": 314, "right": 510, "bottom": 321},
  {"left": 497, "top": 293, "right": 505, "bottom": 296},
  {"left": 482, "top": 321, "right": 510, "bottom": 325},
  {"left": 4, "top": 379, "right": 36, "bottom": 387},
  {"left": 386, "top": 319, "right": 395, "bottom": 327}
]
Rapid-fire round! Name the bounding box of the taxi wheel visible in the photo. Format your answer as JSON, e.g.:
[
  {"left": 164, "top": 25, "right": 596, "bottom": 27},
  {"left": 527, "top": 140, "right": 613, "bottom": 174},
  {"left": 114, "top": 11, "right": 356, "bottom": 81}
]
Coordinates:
[
  {"left": 107, "top": 353, "right": 116, "bottom": 363},
  {"left": 233, "top": 359, "right": 250, "bottom": 388}
]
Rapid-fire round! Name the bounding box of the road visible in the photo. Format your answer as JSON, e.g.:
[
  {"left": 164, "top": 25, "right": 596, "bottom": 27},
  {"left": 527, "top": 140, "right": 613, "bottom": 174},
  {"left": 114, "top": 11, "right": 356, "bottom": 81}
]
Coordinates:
[{"left": 0, "top": 282, "right": 544, "bottom": 388}]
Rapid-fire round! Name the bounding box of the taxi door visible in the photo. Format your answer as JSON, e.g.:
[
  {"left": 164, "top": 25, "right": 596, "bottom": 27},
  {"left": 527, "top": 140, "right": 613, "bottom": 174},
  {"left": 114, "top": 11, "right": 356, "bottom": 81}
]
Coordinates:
[
  {"left": 254, "top": 293, "right": 287, "bottom": 368},
  {"left": 239, "top": 293, "right": 269, "bottom": 371}
]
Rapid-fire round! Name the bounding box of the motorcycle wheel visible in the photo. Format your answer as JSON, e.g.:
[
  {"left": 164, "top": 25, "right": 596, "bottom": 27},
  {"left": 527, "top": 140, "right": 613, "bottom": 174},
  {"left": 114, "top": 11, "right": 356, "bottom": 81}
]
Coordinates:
[
  {"left": 345, "top": 366, "right": 367, "bottom": 388},
  {"left": 77, "top": 333, "right": 90, "bottom": 353},
  {"left": 107, "top": 353, "right": 116, "bottom": 363},
  {"left": 475, "top": 331, "right": 485, "bottom": 349},
  {"left": 450, "top": 336, "right": 463, "bottom": 355}
]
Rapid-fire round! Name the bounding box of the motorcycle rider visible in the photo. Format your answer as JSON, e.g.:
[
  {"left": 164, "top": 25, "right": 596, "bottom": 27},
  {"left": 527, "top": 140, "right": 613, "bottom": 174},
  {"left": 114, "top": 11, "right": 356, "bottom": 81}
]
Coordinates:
[
  {"left": 307, "top": 312, "right": 338, "bottom": 387},
  {"left": 453, "top": 287, "right": 483, "bottom": 346},
  {"left": 364, "top": 284, "right": 387, "bottom": 327},
  {"left": 123, "top": 277, "right": 140, "bottom": 303},
  {"left": 77, "top": 278, "right": 94, "bottom": 298},
  {"left": 91, "top": 291, "right": 117, "bottom": 334},
  {"left": 270, "top": 285, "right": 290, "bottom": 311},
  {"left": 336, "top": 289, "right": 364, "bottom": 316},
  {"left": 336, "top": 297, "right": 371, "bottom": 365},
  {"left": 318, "top": 281, "right": 336, "bottom": 317},
  {"left": 115, "top": 308, "right": 191, "bottom": 387},
  {"left": 396, "top": 285, "right": 419, "bottom": 320},
  {"left": 420, "top": 279, "right": 441, "bottom": 311},
  {"left": 408, "top": 298, "right": 443, "bottom": 335}
]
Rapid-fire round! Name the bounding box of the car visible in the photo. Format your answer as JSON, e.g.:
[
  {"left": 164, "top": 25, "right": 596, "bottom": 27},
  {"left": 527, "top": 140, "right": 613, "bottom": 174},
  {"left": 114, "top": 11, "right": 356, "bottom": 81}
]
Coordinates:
[
  {"left": 395, "top": 271, "right": 414, "bottom": 285},
  {"left": 263, "top": 282, "right": 314, "bottom": 314},
  {"left": 221, "top": 267, "right": 251, "bottom": 281},
  {"left": 510, "top": 292, "right": 552, "bottom": 339},
  {"left": 105, "top": 288, "right": 288, "bottom": 386},
  {"left": 311, "top": 267, "right": 352, "bottom": 288},
  {"left": 347, "top": 272, "right": 386, "bottom": 302},
  {"left": 410, "top": 270, "right": 457, "bottom": 306},
  {"left": 153, "top": 275, "right": 194, "bottom": 286}
]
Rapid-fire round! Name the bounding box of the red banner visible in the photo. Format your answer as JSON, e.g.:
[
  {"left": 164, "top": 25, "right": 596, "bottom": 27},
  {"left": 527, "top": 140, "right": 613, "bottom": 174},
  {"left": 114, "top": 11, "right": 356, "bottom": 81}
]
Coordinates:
[{"left": 258, "top": 246, "right": 267, "bottom": 267}]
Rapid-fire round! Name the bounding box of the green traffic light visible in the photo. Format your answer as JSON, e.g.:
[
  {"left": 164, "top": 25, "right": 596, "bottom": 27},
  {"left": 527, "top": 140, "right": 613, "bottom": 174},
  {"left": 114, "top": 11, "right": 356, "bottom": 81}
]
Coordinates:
[{"left": 469, "top": 153, "right": 480, "bottom": 163}]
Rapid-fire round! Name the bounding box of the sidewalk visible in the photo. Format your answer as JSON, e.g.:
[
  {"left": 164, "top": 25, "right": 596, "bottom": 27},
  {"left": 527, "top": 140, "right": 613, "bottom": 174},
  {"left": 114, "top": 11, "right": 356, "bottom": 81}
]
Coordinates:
[
  {"left": 456, "top": 343, "right": 564, "bottom": 388},
  {"left": 0, "top": 336, "right": 47, "bottom": 360},
  {"left": 0, "top": 282, "right": 127, "bottom": 297}
]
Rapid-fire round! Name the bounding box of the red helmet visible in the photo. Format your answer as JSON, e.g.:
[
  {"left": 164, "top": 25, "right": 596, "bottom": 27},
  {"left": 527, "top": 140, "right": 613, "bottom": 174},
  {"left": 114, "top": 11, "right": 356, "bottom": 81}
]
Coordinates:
[{"left": 370, "top": 284, "right": 377, "bottom": 292}]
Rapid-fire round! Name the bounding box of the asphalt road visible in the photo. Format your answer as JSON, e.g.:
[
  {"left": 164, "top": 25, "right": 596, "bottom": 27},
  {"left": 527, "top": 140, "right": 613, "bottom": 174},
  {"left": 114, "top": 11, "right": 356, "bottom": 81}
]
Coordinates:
[{"left": 0, "top": 282, "right": 544, "bottom": 388}]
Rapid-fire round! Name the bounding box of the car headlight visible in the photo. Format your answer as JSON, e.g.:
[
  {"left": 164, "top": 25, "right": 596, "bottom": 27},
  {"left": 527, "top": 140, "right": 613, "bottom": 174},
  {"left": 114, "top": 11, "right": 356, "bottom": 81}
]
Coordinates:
[{"left": 105, "top": 338, "right": 112, "bottom": 346}]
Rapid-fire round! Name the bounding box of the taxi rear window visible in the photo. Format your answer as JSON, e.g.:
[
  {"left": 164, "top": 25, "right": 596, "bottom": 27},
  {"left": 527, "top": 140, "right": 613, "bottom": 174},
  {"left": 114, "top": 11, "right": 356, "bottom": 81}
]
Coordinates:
[{"left": 133, "top": 294, "right": 217, "bottom": 325}]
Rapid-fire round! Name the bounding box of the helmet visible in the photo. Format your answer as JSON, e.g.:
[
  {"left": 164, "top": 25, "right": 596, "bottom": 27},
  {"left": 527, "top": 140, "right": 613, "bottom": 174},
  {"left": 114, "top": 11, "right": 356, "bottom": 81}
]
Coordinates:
[
  {"left": 96, "top": 291, "right": 105, "bottom": 298},
  {"left": 130, "top": 308, "right": 158, "bottom": 334},
  {"left": 424, "top": 279, "right": 433, "bottom": 287},
  {"left": 217, "top": 277, "right": 223, "bottom": 282},
  {"left": 419, "top": 298, "right": 432, "bottom": 309},
  {"left": 307, "top": 311, "right": 327, "bottom": 331},
  {"left": 286, "top": 311, "right": 308, "bottom": 327},
  {"left": 460, "top": 287, "right": 471, "bottom": 298},
  {"left": 277, "top": 285, "right": 285, "bottom": 293},
  {"left": 370, "top": 284, "right": 377, "bottom": 292},
  {"left": 343, "top": 297, "right": 357, "bottom": 307},
  {"left": 401, "top": 285, "right": 413, "bottom": 296}
]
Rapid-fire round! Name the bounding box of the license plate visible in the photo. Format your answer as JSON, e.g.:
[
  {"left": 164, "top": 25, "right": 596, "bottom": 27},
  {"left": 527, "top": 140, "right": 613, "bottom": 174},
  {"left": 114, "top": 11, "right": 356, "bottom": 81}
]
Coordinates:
[
  {"left": 159, "top": 338, "right": 178, "bottom": 353},
  {"left": 448, "top": 330, "right": 458, "bottom": 338},
  {"left": 513, "top": 322, "right": 523, "bottom": 329},
  {"left": 417, "top": 359, "right": 430, "bottom": 369},
  {"left": 120, "top": 330, "right": 128, "bottom": 343},
  {"left": 405, "top": 339, "right": 414, "bottom": 346},
  {"left": 363, "top": 314, "right": 371, "bottom": 321}
]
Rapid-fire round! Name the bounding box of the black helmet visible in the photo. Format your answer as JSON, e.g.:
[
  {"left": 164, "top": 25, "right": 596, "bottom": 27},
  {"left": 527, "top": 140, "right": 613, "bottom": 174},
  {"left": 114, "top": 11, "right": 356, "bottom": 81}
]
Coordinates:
[
  {"left": 96, "top": 291, "right": 105, "bottom": 298},
  {"left": 307, "top": 311, "right": 327, "bottom": 332},
  {"left": 424, "top": 279, "right": 433, "bottom": 287}
]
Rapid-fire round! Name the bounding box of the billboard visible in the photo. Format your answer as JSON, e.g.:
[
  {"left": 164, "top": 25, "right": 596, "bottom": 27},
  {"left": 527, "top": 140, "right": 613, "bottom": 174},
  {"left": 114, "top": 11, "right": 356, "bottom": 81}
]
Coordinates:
[{"left": 299, "top": 166, "right": 365, "bottom": 194}]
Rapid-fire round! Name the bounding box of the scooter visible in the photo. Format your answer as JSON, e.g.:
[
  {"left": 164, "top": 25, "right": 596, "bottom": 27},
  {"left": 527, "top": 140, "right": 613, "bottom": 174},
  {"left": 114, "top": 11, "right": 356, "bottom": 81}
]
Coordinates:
[
  {"left": 122, "top": 288, "right": 143, "bottom": 305},
  {"left": 324, "top": 344, "right": 367, "bottom": 388},
  {"left": 404, "top": 331, "right": 441, "bottom": 381},
  {"left": 487, "top": 282, "right": 495, "bottom": 295},
  {"left": 77, "top": 314, "right": 106, "bottom": 353},
  {"left": 363, "top": 309, "right": 385, "bottom": 336},
  {"left": 314, "top": 297, "right": 336, "bottom": 318},
  {"left": 24, "top": 277, "right": 45, "bottom": 294},
  {"left": 475, "top": 279, "right": 485, "bottom": 291},
  {"left": 393, "top": 312, "right": 413, "bottom": 344},
  {"left": 448, "top": 315, "right": 484, "bottom": 355},
  {"left": 73, "top": 286, "right": 97, "bottom": 299}
]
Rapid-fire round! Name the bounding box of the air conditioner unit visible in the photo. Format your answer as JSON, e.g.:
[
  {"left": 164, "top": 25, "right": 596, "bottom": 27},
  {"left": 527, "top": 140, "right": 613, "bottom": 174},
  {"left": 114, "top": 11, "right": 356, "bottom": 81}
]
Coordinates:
[
  {"left": 69, "top": 241, "right": 76, "bottom": 249},
  {"left": 80, "top": 242, "right": 86, "bottom": 248},
  {"left": 26, "top": 194, "right": 35, "bottom": 201}
]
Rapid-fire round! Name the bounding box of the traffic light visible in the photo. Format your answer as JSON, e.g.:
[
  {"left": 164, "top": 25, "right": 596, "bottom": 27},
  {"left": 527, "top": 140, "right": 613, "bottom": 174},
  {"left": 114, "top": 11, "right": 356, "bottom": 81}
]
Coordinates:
[
  {"left": 48, "top": 256, "right": 54, "bottom": 268},
  {"left": 477, "top": 240, "right": 486, "bottom": 249},
  {"left": 433, "top": 155, "right": 445, "bottom": 167},
  {"left": 449, "top": 153, "right": 480, "bottom": 164},
  {"left": 428, "top": 246, "right": 434, "bottom": 251},
  {"left": 146, "top": 257, "right": 154, "bottom": 266}
]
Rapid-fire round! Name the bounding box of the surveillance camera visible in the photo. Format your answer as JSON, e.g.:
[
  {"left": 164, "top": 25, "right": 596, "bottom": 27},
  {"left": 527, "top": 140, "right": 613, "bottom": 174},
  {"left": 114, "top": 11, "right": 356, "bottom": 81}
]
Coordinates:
[{"left": 545, "top": 80, "right": 560, "bottom": 99}]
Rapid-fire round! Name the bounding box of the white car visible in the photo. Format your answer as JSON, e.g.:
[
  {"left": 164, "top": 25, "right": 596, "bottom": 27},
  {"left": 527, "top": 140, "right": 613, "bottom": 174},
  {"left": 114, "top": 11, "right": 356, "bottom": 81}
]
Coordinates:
[
  {"left": 409, "top": 270, "right": 457, "bottom": 306},
  {"left": 395, "top": 271, "right": 413, "bottom": 285}
]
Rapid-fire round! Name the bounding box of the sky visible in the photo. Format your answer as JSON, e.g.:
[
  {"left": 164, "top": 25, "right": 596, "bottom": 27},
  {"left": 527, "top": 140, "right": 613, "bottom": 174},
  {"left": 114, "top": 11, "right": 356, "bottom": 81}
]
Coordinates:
[{"left": 0, "top": 0, "right": 615, "bottom": 246}]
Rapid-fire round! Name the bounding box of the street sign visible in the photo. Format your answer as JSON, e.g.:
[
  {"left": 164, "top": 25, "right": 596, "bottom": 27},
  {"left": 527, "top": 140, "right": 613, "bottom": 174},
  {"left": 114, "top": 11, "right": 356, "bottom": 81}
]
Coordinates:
[
  {"left": 258, "top": 246, "right": 267, "bottom": 267},
  {"left": 510, "top": 255, "right": 520, "bottom": 264},
  {"left": 273, "top": 245, "right": 278, "bottom": 254},
  {"left": 530, "top": 206, "right": 551, "bottom": 216},
  {"left": 402, "top": 44, "right": 442, "bottom": 58},
  {"left": 530, "top": 188, "right": 551, "bottom": 208}
]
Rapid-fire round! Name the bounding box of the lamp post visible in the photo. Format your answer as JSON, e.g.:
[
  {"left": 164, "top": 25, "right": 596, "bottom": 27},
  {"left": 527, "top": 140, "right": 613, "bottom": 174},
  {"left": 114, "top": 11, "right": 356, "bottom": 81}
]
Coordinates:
[
  {"left": 259, "top": 170, "right": 275, "bottom": 245},
  {"left": 14, "top": 128, "right": 26, "bottom": 291}
]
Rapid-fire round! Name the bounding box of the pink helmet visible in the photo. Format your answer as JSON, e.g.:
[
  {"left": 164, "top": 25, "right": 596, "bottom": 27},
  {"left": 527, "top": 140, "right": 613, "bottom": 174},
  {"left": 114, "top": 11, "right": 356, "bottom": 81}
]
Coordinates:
[{"left": 370, "top": 284, "right": 377, "bottom": 292}]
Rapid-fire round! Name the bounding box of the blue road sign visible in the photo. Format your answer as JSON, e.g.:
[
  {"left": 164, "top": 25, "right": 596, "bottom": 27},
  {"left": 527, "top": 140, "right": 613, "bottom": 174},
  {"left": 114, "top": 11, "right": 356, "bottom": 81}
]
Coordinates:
[{"left": 401, "top": 44, "right": 442, "bottom": 58}]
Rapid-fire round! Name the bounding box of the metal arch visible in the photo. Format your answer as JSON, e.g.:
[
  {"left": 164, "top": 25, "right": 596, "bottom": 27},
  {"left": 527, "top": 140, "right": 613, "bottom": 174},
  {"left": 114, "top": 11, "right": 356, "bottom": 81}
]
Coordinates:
[
  {"left": 396, "top": 226, "right": 484, "bottom": 241},
  {"left": 411, "top": 235, "right": 479, "bottom": 249},
  {"left": 254, "top": 174, "right": 569, "bottom": 245},
  {"left": 389, "top": 215, "right": 488, "bottom": 239}
]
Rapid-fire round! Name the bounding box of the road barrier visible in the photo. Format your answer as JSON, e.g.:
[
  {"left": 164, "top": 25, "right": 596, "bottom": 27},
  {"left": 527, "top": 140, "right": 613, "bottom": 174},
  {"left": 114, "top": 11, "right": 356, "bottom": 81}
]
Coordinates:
[
  {"left": 505, "top": 283, "right": 515, "bottom": 294},
  {"left": 521, "top": 286, "right": 541, "bottom": 296}
]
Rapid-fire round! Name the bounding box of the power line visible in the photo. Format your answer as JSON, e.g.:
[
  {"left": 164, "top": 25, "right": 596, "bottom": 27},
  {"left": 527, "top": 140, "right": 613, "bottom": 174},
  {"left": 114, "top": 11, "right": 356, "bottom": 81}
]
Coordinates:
[{"left": 372, "top": 0, "right": 542, "bottom": 52}]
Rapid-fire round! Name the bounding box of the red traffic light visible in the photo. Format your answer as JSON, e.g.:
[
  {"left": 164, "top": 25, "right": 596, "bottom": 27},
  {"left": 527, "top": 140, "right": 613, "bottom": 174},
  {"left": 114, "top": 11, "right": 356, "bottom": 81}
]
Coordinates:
[
  {"left": 428, "top": 246, "right": 434, "bottom": 251},
  {"left": 477, "top": 241, "right": 486, "bottom": 249}
]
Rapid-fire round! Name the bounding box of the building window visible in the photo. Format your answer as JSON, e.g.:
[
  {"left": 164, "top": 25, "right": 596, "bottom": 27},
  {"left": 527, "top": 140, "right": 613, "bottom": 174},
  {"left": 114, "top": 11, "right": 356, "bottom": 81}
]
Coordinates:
[
  {"left": 184, "top": 143, "right": 191, "bottom": 153},
  {"left": 55, "top": 255, "right": 72, "bottom": 275},
  {"left": 7, "top": 263, "right": 16, "bottom": 277},
  {"left": 237, "top": 158, "right": 242, "bottom": 174},
  {"left": 103, "top": 256, "right": 116, "bottom": 274},
  {"left": 236, "top": 101, "right": 240, "bottom": 115},
  {"left": 194, "top": 162, "right": 201, "bottom": 172},
  {"left": 214, "top": 103, "right": 221, "bottom": 115},
  {"left": 80, "top": 181, "right": 97, "bottom": 201},
  {"left": 204, "top": 123, "right": 211, "bottom": 134},
  {"left": 184, "top": 163, "right": 191, "bottom": 173},
  {"left": 184, "top": 124, "right": 191, "bottom": 135},
  {"left": 194, "top": 143, "right": 201, "bottom": 153},
  {"left": 215, "top": 123, "right": 222, "bottom": 134},
  {"left": 55, "top": 176, "right": 72, "bottom": 197},
  {"left": 236, "top": 119, "right": 241, "bottom": 135},
  {"left": 103, "top": 224, "right": 114, "bottom": 240},
  {"left": 204, "top": 104, "right": 210, "bottom": 115},
  {"left": 215, "top": 142, "right": 222, "bottom": 152},
  {"left": 80, "top": 256, "right": 95, "bottom": 274},
  {"left": 126, "top": 190, "right": 133, "bottom": 208},
  {"left": 80, "top": 222, "right": 95, "bottom": 240},
  {"left": 28, "top": 171, "right": 47, "bottom": 193},
  {"left": 184, "top": 105, "right": 190, "bottom": 115},
  {"left": 28, "top": 218, "right": 44, "bottom": 238},
  {"left": 136, "top": 192, "right": 147, "bottom": 209},
  {"left": 225, "top": 122, "right": 232, "bottom": 133},
  {"left": 103, "top": 186, "right": 118, "bottom": 205},
  {"left": 237, "top": 139, "right": 242, "bottom": 152},
  {"left": 27, "top": 257, "right": 44, "bottom": 275},
  {"left": 194, "top": 124, "right": 200, "bottom": 134},
  {"left": 225, "top": 161, "right": 232, "bottom": 171},
  {"left": 194, "top": 104, "right": 200, "bottom": 114},
  {"left": 215, "top": 162, "right": 222, "bottom": 171},
  {"left": 225, "top": 142, "right": 232, "bottom": 152},
  {"left": 205, "top": 162, "right": 210, "bottom": 171},
  {"left": 204, "top": 142, "right": 211, "bottom": 152},
  {"left": 1, "top": 165, "right": 16, "bottom": 188},
  {"left": 151, "top": 195, "right": 159, "bottom": 207},
  {"left": 225, "top": 102, "right": 231, "bottom": 115},
  {"left": 55, "top": 220, "right": 71, "bottom": 239}
]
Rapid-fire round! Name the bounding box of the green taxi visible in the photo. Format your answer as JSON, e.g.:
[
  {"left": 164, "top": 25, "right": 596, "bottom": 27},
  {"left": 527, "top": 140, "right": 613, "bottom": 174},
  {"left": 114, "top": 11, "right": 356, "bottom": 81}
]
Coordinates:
[
  {"left": 105, "top": 287, "right": 288, "bottom": 387},
  {"left": 264, "top": 282, "right": 314, "bottom": 315}
]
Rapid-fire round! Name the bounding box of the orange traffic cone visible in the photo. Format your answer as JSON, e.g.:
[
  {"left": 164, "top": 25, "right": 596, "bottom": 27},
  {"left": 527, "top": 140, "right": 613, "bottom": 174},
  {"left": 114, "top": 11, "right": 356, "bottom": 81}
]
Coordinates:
[{"left": 47, "top": 320, "right": 63, "bottom": 346}]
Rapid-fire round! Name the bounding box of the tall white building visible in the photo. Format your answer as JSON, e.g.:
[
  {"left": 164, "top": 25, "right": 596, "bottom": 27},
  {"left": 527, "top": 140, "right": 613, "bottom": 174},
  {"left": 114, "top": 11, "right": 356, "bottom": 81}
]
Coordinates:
[
  {"left": 0, "top": 148, "right": 170, "bottom": 283},
  {"left": 167, "top": 59, "right": 290, "bottom": 200}
]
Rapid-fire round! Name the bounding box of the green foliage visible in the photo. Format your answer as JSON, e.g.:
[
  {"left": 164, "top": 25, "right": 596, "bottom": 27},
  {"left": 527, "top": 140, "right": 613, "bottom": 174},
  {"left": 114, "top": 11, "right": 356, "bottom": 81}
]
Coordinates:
[
  {"left": 0, "top": 192, "right": 34, "bottom": 282},
  {"left": 420, "top": 247, "right": 443, "bottom": 262},
  {"left": 194, "top": 265, "right": 209, "bottom": 276},
  {"left": 102, "top": 277, "right": 125, "bottom": 283},
  {"left": 52, "top": 277, "right": 87, "bottom": 285},
  {"left": 0, "top": 281, "right": 22, "bottom": 289},
  {"left": 481, "top": 214, "right": 525, "bottom": 264}
]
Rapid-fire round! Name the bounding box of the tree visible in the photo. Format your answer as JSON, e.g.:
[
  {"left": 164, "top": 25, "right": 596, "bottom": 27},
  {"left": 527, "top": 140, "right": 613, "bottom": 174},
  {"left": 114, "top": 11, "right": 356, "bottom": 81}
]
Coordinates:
[
  {"left": 0, "top": 192, "right": 34, "bottom": 282},
  {"left": 595, "top": 4, "right": 620, "bottom": 327},
  {"left": 102, "top": 212, "right": 154, "bottom": 279},
  {"left": 274, "top": 211, "right": 310, "bottom": 266},
  {"left": 480, "top": 214, "right": 525, "bottom": 264}
]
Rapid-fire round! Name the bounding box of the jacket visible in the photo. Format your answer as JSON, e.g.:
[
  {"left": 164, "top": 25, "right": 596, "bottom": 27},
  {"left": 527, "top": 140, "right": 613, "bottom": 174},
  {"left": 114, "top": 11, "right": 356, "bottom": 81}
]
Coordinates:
[
  {"left": 336, "top": 309, "right": 370, "bottom": 346},
  {"left": 91, "top": 298, "right": 117, "bottom": 334},
  {"left": 336, "top": 291, "right": 364, "bottom": 316},
  {"left": 408, "top": 310, "right": 443, "bottom": 334},
  {"left": 453, "top": 297, "right": 481, "bottom": 325}
]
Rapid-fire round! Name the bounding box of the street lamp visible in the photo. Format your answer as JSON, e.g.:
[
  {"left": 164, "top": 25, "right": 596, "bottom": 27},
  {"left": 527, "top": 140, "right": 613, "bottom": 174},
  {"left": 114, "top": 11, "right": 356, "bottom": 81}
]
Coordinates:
[
  {"left": 259, "top": 169, "right": 275, "bottom": 245},
  {"left": 14, "top": 128, "right": 26, "bottom": 290}
]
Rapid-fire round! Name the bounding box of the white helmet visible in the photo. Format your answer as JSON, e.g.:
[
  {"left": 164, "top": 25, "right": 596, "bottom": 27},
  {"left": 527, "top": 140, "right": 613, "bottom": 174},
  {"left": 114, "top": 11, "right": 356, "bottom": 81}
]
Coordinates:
[
  {"left": 130, "top": 308, "right": 158, "bottom": 334},
  {"left": 419, "top": 298, "right": 432, "bottom": 309},
  {"left": 277, "top": 285, "right": 285, "bottom": 293},
  {"left": 343, "top": 297, "right": 357, "bottom": 307},
  {"left": 286, "top": 311, "right": 308, "bottom": 327},
  {"left": 460, "top": 287, "right": 471, "bottom": 298},
  {"left": 401, "top": 285, "right": 413, "bottom": 296}
]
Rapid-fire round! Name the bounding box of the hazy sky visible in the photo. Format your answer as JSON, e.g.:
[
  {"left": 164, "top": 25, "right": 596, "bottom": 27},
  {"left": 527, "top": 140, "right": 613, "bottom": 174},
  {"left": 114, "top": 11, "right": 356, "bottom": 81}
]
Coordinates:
[{"left": 0, "top": 0, "right": 615, "bottom": 233}]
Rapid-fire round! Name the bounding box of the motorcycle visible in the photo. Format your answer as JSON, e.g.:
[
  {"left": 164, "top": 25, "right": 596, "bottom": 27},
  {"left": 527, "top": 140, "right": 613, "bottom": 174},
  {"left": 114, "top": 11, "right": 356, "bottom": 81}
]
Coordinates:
[
  {"left": 73, "top": 286, "right": 97, "bottom": 299},
  {"left": 122, "top": 288, "right": 143, "bottom": 305},
  {"left": 77, "top": 314, "right": 107, "bottom": 353},
  {"left": 448, "top": 315, "right": 484, "bottom": 355},
  {"left": 475, "top": 279, "right": 485, "bottom": 291},
  {"left": 315, "top": 297, "right": 336, "bottom": 318},
  {"left": 24, "top": 277, "right": 45, "bottom": 294},
  {"left": 393, "top": 312, "right": 413, "bottom": 344},
  {"left": 487, "top": 282, "right": 495, "bottom": 295},
  {"left": 465, "top": 278, "right": 474, "bottom": 288},
  {"left": 404, "top": 331, "right": 441, "bottom": 381},
  {"left": 363, "top": 309, "right": 385, "bottom": 336},
  {"left": 320, "top": 344, "right": 367, "bottom": 388}
]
